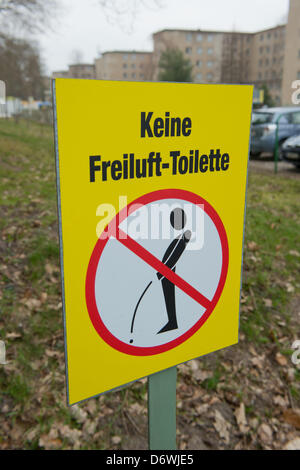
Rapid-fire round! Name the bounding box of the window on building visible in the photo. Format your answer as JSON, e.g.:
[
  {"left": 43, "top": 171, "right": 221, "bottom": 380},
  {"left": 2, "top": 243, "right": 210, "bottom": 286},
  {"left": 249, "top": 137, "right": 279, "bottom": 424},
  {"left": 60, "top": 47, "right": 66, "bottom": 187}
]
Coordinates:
[
  {"left": 207, "top": 48, "right": 213, "bottom": 55},
  {"left": 267, "top": 32, "right": 271, "bottom": 39},
  {"left": 123, "top": 63, "right": 127, "bottom": 68},
  {"left": 131, "top": 54, "right": 136, "bottom": 60},
  {"left": 186, "top": 33, "right": 193, "bottom": 41},
  {"left": 123, "top": 73, "right": 127, "bottom": 77},
  {"left": 265, "top": 58, "right": 269, "bottom": 65},
  {"left": 186, "top": 47, "right": 192, "bottom": 54},
  {"left": 259, "top": 47, "right": 264, "bottom": 54},
  {"left": 207, "top": 34, "right": 213, "bottom": 42},
  {"left": 207, "top": 61, "right": 213, "bottom": 67},
  {"left": 123, "top": 54, "right": 128, "bottom": 60},
  {"left": 197, "top": 73, "right": 202, "bottom": 80},
  {"left": 132, "top": 73, "right": 136, "bottom": 78},
  {"left": 197, "top": 33, "right": 203, "bottom": 41},
  {"left": 260, "top": 34, "right": 264, "bottom": 41},
  {"left": 207, "top": 72, "right": 213, "bottom": 80},
  {"left": 196, "top": 60, "right": 202, "bottom": 67},
  {"left": 266, "top": 46, "right": 270, "bottom": 53},
  {"left": 197, "top": 47, "right": 203, "bottom": 54},
  {"left": 132, "top": 63, "right": 136, "bottom": 68}
]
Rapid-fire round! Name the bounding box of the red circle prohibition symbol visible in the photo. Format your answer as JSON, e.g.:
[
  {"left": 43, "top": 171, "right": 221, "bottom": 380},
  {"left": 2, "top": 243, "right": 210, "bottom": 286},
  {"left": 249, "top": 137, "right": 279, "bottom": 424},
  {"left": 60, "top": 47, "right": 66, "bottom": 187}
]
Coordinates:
[{"left": 86, "top": 189, "right": 229, "bottom": 356}]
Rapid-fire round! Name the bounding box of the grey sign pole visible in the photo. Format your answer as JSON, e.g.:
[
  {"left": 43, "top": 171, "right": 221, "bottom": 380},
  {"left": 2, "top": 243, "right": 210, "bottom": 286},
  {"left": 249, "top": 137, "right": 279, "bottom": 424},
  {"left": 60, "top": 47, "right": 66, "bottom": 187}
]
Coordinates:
[{"left": 148, "top": 366, "right": 177, "bottom": 450}]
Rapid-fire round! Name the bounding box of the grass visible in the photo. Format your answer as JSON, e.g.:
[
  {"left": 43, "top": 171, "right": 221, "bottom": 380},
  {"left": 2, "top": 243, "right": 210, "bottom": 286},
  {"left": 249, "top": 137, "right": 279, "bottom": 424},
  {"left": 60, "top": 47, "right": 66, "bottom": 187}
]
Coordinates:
[
  {"left": 241, "top": 172, "right": 300, "bottom": 342},
  {"left": 0, "top": 118, "right": 299, "bottom": 449}
]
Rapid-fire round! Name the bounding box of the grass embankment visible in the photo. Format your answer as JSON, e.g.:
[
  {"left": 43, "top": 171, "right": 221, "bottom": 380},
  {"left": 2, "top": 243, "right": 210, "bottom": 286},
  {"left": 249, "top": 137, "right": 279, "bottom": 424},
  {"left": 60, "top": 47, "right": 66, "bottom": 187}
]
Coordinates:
[{"left": 0, "top": 119, "right": 299, "bottom": 449}]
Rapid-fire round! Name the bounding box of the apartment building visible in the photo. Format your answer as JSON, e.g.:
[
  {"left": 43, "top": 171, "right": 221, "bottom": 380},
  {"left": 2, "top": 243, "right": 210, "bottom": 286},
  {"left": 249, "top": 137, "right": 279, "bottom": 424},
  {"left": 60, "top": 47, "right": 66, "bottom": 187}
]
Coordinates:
[
  {"left": 153, "top": 25, "right": 286, "bottom": 105},
  {"left": 95, "top": 51, "right": 153, "bottom": 81},
  {"left": 152, "top": 29, "right": 223, "bottom": 85},
  {"left": 282, "top": 0, "right": 300, "bottom": 105},
  {"left": 52, "top": 70, "right": 70, "bottom": 79},
  {"left": 52, "top": 63, "right": 96, "bottom": 80},
  {"left": 249, "top": 26, "right": 286, "bottom": 105}
]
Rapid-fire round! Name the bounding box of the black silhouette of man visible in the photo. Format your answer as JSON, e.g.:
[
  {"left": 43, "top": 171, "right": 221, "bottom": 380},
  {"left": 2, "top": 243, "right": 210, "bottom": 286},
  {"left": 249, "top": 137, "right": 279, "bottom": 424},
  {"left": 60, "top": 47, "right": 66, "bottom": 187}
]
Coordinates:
[{"left": 157, "top": 208, "right": 191, "bottom": 334}]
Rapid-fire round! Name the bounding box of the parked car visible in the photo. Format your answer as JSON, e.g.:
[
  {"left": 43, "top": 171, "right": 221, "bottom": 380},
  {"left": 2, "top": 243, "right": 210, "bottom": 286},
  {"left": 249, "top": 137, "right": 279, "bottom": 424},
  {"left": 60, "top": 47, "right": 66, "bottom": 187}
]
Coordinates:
[
  {"left": 250, "top": 107, "right": 300, "bottom": 158},
  {"left": 282, "top": 133, "right": 300, "bottom": 168}
]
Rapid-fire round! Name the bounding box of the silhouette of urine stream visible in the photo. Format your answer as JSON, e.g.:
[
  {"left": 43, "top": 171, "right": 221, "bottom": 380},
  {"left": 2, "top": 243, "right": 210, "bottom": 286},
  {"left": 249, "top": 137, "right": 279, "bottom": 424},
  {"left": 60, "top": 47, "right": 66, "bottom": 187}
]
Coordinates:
[{"left": 130, "top": 281, "right": 152, "bottom": 343}]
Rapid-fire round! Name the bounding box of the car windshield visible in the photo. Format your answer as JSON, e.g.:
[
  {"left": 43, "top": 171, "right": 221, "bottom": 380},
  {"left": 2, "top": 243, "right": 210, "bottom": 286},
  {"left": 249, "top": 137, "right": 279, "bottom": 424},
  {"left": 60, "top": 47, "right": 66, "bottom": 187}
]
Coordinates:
[{"left": 252, "top": 112, "right": 273, "bottom": 125}]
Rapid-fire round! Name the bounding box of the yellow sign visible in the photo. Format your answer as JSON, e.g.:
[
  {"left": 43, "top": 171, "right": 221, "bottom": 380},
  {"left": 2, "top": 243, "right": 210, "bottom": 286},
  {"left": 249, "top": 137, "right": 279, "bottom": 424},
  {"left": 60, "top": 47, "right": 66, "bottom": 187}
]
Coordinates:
[{"left": 53, "top": 79, "right": 253, "bottom": 405}]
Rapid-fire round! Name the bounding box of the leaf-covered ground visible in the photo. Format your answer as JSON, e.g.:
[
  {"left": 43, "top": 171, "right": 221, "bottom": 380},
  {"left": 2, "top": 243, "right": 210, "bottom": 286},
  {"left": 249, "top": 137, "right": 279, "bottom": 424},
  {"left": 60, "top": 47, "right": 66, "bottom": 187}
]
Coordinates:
[{"left": 0, "top": 119, "right": 299, "bottom": 450}]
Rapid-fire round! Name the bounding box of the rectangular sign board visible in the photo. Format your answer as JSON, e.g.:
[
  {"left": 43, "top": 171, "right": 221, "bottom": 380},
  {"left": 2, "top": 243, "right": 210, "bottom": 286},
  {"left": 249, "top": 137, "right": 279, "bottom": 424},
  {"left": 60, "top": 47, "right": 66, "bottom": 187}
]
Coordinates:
[{"left": 53, "top": 79, "right": 253, "bottom": 405}]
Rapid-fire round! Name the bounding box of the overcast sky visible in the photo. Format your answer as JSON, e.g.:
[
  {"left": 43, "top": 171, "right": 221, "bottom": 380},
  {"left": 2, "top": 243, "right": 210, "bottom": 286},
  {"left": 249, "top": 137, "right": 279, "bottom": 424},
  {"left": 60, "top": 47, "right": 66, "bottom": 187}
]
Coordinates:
[{"left": 38, "top": 0, "right": 289, "bottom": 74}]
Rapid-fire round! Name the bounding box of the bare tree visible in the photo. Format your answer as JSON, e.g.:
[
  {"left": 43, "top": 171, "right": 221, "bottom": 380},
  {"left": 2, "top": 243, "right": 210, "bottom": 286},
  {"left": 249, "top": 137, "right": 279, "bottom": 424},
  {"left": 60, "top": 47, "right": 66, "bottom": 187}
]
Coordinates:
[
  {"left": 97, "top": 0, "right": 165, "bottom": 33},
  {"left": 70, "top": 49, "right": 84, "bottom": 65},
  {"left": 0, "top": 33, "right": 45, "bottom": 99},
  {"left": 0, "top": 0, "right": 58, "bottom": 33},
  {"left": 0, "top": 1, "right": 163, "bottom": 34},
  {"left": 221, "top": 32, "right": 252, "bottom": 84}
]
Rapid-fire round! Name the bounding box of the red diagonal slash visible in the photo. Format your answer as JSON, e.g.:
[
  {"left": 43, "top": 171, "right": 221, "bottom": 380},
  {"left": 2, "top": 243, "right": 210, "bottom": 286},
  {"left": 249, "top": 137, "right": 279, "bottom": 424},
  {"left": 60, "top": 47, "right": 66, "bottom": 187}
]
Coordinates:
[{"left": 115, "top": 227, "right": 211, "bottom": 310}]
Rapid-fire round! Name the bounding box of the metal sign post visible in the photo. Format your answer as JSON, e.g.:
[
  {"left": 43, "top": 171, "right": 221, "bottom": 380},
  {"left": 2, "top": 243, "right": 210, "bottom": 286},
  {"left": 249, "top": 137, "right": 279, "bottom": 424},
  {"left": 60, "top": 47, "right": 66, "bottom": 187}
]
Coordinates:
[
  {"left": 274, "top": 113, "right": 284, "bottom": 174},
  {"left": 148, "top": 367, "right": 177, "bottom": 450}
]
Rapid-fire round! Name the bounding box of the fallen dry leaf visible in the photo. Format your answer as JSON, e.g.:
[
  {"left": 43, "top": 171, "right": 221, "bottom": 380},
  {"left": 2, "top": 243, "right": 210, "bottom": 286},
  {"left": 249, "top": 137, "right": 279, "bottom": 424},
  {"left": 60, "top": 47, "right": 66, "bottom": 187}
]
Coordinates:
[
  {"left": 39, "top": 434, "right": 62, "bottom": 450},
  {"left": 234, "top": 403, "right": 249, "bottom": 434},
  {"left": 111, "top": 435, "right": 122, "bottom": 445},
  {"left": 214, "top": 410, "right": 231, "bottom": 444},
  {"left": 263, "top": 298, "right": 272, "bottom": 308},
  {"left": 258, "top": 423, "right": 273, "bottom": 445},
  {"left": 6, "top": 332, "right": 21, "bottom": 340},
  {"left": 23, "top": 298, "right": 41, "bottom": 310},
  {"left": 247, "top": 241, "right": 259, "bottom": 251},
  {"left": 69, "top": 404, "right": 88, "bottom": 424},
  {"left": 193, "top": 370, "right": 213, "bottom": 381},
  {"left": 85, "top": 399, "right": 97, "bottom": 416},
  {"left": 286, "top": 282, "right": 295, "bottom": 293},
  {"left": 283, "top": 438, "right": 300, "bottom": 450},
  {"left": 45, "top": 263, "right": 59, "bottom": 275},
  {"left": 251, "top": 355, "right": 265, "bottom": 369},
  {"left": 83, "top": 419, "right": 97, "bottom": 436},
  {"left": 275, "top": 352, "right": 288, "bottom": 366},
  {"left": 282, "top": 409, "right": 300, "bottom": 429},
  {"left": 59, "top": 425, "right": 82, "bottom": 448},
  {"left": 273, "top": 395, "right": 288, "bottom": 408},
  {"left": 129, "top": 402, "right": 146, "bottom": 415},
  {"left": 40, "top": 292, "right": 48, "bottom": 303},
  {"left": 289, "top": 250, "right": 300, "bottom": 258}
]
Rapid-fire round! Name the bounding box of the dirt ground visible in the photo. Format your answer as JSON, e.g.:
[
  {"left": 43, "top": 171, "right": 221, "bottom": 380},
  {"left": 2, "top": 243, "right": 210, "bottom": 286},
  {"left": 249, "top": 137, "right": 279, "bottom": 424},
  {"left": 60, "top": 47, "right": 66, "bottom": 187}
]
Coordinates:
[{"left": 249, "top": 156, "right": 300, "bottom": 178}]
